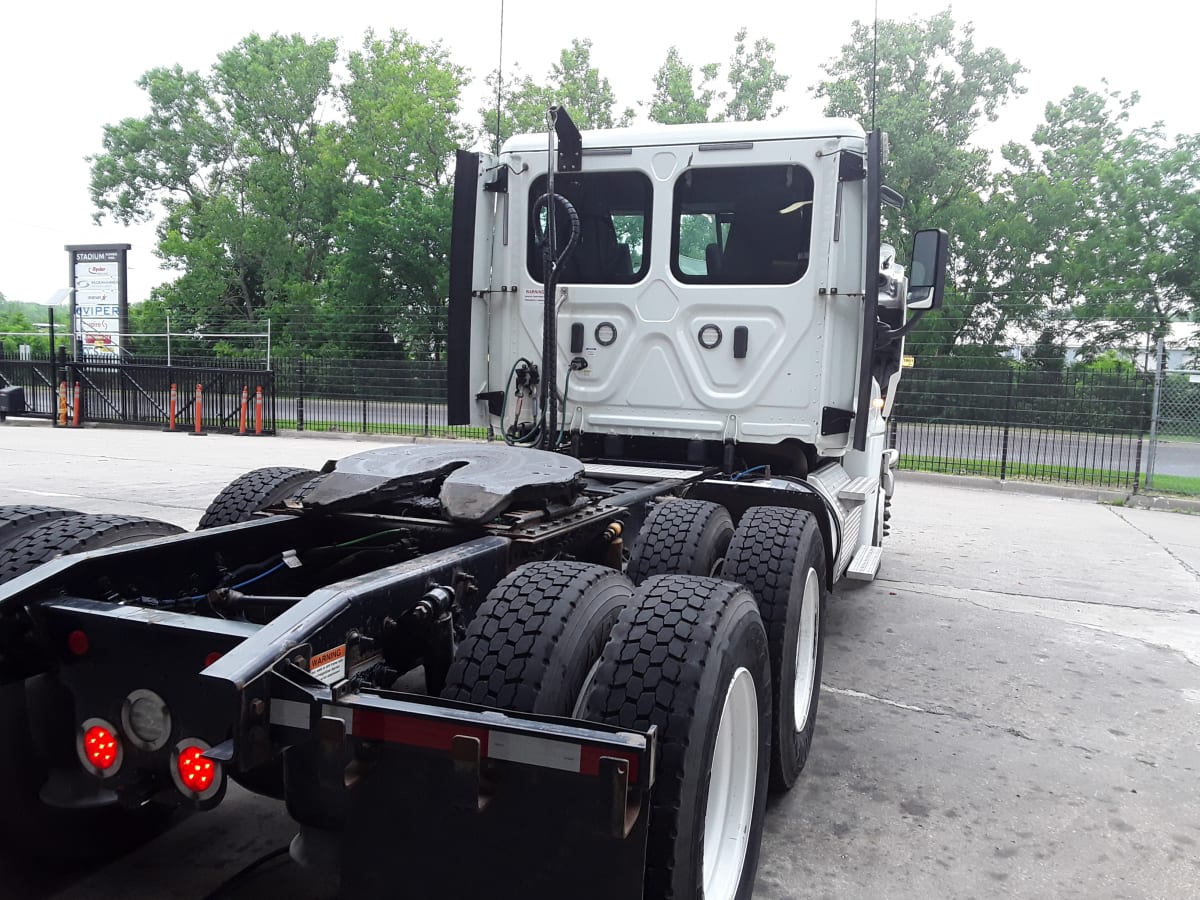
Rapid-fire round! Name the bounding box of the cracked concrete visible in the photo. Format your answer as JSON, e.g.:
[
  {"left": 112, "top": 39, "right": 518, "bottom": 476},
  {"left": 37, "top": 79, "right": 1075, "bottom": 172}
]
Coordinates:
[{"left": 1, "top": 429, "right": 1198, "bottom": 898}]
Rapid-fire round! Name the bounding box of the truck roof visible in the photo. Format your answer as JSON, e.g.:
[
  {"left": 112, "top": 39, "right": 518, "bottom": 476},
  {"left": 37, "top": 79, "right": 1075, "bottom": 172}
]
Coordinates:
[{"left": 500, "top": 117, "right": 866, "bottom": 154}]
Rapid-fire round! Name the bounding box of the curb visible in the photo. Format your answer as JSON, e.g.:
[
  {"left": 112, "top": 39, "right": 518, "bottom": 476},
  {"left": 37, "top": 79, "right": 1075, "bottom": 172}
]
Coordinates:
[{"left": 897, "top": 469, "right": 1200, "bottom": 514}]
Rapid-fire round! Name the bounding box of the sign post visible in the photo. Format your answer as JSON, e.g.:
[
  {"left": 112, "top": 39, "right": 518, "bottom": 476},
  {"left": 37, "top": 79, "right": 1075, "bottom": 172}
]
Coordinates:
[{"left": 65, "top": 244, "right": 131, "bottom": 360}]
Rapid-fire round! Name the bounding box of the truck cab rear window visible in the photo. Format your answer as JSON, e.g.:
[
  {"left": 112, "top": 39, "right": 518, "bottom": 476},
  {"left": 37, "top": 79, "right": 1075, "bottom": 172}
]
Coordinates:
[
  {"left": 672, "top": 164, "right": 814, "bottom": 285},
  {"left": 527, "top": 172, "right": 651, "bottom": 284}
]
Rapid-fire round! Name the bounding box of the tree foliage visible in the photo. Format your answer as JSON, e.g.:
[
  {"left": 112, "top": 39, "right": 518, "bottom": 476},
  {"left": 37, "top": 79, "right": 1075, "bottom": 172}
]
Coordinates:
[
  {"left": 645, "top": 30, "right": 788, "bottom": 125},
  {"left": 90, "top": 30, "right": 468, "bottom": 359},
  {"left": 723, "top": 28, "right": 789, "bottom": 121},
  {"left": 815, "top": 9, "right": 1026, "bottom": 354},
  {"left": 85, "top": 20, "right": 1199, "bottom": 372},
  {"left": 480, "top": 38, "right": 633, "bottom": 149},
  {"left": 647, "top": 46, "right": 719, "bottom": 125}
]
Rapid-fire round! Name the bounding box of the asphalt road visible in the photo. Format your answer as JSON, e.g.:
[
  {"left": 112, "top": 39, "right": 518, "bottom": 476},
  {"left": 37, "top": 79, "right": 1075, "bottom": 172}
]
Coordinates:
[{"left": 1, "top": 423, "right": 1198, "bottom": 899}]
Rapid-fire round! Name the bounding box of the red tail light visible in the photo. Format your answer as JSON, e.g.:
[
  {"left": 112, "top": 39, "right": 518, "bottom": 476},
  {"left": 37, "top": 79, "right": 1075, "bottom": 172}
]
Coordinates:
[
  {"left": 77, "top": 718, "right": 123, "bottom": 777},
  {"left": 170, "top": 739, "right": 223, "bottom": 802},
  {"left": 176, "top": 745, "right": 216, "bottom": 793}
]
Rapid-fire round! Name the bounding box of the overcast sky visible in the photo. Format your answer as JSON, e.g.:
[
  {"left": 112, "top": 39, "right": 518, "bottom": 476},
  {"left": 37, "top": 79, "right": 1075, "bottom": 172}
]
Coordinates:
[{"left": 1, "top": 0, "right": 1196, "bottom": 308}]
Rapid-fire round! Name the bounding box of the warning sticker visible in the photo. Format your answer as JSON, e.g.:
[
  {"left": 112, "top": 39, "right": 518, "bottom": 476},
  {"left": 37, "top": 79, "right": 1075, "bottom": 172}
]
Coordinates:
[
  {"left": 901, "top": 355, "right": 915, "bottom": 369},
  {"left": 309, "top": 645, "right": 347, "bottom": 685}
]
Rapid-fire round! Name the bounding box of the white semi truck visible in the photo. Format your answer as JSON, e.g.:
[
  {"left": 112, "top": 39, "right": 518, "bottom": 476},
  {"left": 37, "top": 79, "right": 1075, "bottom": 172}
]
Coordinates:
[{"left": 0, "top": 109, "right": 945, "bottom": 899}]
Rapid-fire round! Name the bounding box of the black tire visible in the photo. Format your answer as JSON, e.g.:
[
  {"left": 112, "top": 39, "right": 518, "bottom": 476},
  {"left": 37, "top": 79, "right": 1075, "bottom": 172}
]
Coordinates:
[
  {"left": 626, "top": 499, "right": 733, "bottom": 584},
  {"left": 0, "top": 676, "right": 177, "bottom": 863},
  {"left": 0, "top": 505, "right": 79, "bottom": 552},
  {"left": 0, "top": 513, "right": 185, "bottom": 586},
  {"left": 197, "top": 466, "right": 319, "bottom": 529},
  {"left": 724, "top": 506, "right": 827, "bottom": 792},
  {"left": 582, "top": 575, "right": 772, "bottom": 900},
  {"left": 441, "top": 561, "right": 633, "bottom": 715}
]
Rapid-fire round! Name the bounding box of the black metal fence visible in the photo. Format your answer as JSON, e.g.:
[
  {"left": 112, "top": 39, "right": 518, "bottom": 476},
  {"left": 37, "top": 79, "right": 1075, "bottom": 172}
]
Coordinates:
[
  {"left": 890, "top": 366, "right": 1151, "bottom": 488},
  {"left": 1, "top": 352, "right": 1163, "bottom": 490},
  {"left": 0, "top": 355, "right": 277, "bottom": 434}
]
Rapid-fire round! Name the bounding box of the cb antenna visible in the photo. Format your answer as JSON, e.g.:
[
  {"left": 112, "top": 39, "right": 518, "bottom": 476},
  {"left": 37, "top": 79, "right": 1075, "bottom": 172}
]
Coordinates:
[
  {"left": 493, "top": 0, "right": 505, "bottom": 155},
  {"left": 870, "top": 0, "right": 879, "bottom": 130}
]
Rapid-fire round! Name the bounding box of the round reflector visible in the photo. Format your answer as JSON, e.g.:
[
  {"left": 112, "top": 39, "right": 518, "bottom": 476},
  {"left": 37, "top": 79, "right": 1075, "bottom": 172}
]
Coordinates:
[
  {"left": 77, "top": 717, "right": 123, "bottom": 777},
  {"left": 67, "top": 629, "right": 89, "bottom": 656},
  {"left": 121, "top": 689, "right": 172, "bottom": 751}
]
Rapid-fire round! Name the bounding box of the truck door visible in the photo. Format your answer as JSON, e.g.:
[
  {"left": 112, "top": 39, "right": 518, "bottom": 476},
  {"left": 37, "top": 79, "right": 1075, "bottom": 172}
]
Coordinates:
[{"left": 447, "top": 149, "right": 497, "bottom": 427}]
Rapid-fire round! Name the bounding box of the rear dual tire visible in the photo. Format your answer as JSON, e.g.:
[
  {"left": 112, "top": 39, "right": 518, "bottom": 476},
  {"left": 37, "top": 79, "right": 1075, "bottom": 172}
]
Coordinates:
[
  {"left": 197, "top": 466, "right": 319, "bottom": 529},
  {"left": 0, "top": 512, "right": 184, "bottom": 586},
  {"left": 724, "top": 506, "right": 827, "bottom": 792},
  {"left": 583, "top": 575, "right": 772, "bottom": 900}
]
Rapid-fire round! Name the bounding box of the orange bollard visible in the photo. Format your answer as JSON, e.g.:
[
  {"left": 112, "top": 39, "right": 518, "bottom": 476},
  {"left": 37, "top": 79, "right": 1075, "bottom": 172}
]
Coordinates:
[
  {"left": 254, "top": 386, "right": 264, "bottom": 435},
  {"left": 189, "top": 383, "right": 208, "bottom": 436},
  {"left": 58, "top": 381, "right": 68, "bottom": 426},
  {"left": 71, "top": 382, "right": 81, "bottom": 428},
  {"left": 238, "top": 385, "right": 249, "bottom": 435},
  {"left": 165, "top": 383, "right": 178, "bottom": 432}
]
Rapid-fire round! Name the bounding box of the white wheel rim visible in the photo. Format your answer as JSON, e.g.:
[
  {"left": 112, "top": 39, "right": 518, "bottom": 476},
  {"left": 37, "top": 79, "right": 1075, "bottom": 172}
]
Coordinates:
[
  {"left": 793, "top": 568, "right": 820, "bottom": 729},
  {"left": 702, "top": 666, "right": 759, "bottom": 900}
]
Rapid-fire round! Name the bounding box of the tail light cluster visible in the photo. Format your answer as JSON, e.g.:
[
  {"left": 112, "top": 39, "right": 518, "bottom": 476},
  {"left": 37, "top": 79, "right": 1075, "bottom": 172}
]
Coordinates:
[{"left": 76, "top": 690, "right": 223, "bottom": 802}]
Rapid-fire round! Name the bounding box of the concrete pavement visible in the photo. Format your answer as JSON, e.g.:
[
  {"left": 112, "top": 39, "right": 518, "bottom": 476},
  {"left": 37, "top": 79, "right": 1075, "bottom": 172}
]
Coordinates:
[{"left": 1, "top": 423, "right": 1197, "bottom": 899}]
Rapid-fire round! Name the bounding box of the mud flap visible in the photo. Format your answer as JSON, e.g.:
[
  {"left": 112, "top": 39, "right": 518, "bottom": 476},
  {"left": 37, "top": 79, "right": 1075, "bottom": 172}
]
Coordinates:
[{"left": 340, "top": 740, "right": 650, "bottom": 899}]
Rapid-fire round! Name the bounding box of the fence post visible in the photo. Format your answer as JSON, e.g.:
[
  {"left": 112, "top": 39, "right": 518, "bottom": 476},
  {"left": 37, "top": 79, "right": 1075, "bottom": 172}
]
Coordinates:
[
  {"left": 424, "top": 402, "right": 430, "bottom": 436},
  {"left": 999, "top": 368, "right": 1014, "bottom": 481},
  {"left": 362, "top": 398, "right": 368, "bottom": 434},
  {"left": 1146, "top": 338, "right": 1164, "bottom": 489},
  {"left": 166, "top": 383, "right": 178, "bottom": 432},
  {"left": 48, "top": 308, "right": 57, "bottom": 421},
  {"left": 297, "top": 358, "right": 306, "bottom": 432}
]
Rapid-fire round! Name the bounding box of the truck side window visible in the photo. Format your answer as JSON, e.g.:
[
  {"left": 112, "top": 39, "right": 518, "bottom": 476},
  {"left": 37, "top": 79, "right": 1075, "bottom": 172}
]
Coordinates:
[
  {"left": 527, "top": 172, "right": 652, "bottom": 285},
  {"left": 672, "top": 164, "right": 814, "bottom": 285}
]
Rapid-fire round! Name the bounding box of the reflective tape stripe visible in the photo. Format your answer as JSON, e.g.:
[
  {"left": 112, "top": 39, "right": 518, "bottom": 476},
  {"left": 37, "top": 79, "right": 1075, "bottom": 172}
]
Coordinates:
[
  {"left": 269, "top": 698, "right": 310, "bottom": 730},
  {"left": 489, "top": 731, "right": 581, "bottom": 773},
  {"left": 276, "top": 702, "right": 642, "bottom": 779}
]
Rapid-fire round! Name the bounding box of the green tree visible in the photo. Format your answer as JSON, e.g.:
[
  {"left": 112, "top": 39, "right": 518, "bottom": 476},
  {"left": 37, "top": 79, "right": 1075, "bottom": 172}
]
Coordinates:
[
  {"left": 480, "top": 38, "right": 633, "bottom": 147},
  {"left": 647, "top": 46, "right": 719, "bottom": 125},
  {"left": 722, "top": 28, "right": 788, "bottom": 121},
  {"left": 89, "top": 30, "right": 468, "bottom": 361},
  {"left": 1003, "top": 86, "right": 1200, "bottom": 355},
  {"left": 814, "top": 9, "right": 1026, "bottom": 354},
  {"left": 328, "top": 29, "right": 470, "bottom": 359},
  {"left": 90, "top": 33, "right": 341, "bottom": 341}
]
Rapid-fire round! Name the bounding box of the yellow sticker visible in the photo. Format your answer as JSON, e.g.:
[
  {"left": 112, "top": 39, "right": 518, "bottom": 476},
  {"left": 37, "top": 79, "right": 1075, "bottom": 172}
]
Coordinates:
[{"left": 901, "top": 355, "right": 915, "bottom": 368}]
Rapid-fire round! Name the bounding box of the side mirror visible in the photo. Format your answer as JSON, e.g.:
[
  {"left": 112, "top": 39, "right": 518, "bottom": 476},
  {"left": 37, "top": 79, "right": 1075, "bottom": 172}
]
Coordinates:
[{"left": 907, "top": 228, "right": 949, "bottom": 310}]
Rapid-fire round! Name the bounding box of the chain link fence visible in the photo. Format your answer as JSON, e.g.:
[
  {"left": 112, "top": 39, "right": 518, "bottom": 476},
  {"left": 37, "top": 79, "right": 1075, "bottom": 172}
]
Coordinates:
[{"left": 1145, "top": 337, "right": 1200, "bottom": 491}]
